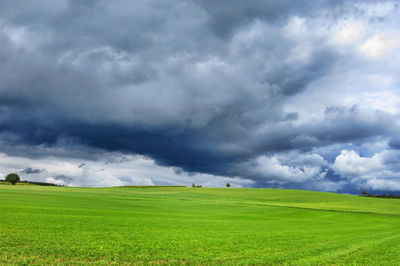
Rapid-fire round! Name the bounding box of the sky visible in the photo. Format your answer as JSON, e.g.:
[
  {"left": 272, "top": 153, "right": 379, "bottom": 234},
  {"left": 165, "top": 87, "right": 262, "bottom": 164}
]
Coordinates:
[{"left": 1, "top": 0, "right": 400, "bottom": 193}]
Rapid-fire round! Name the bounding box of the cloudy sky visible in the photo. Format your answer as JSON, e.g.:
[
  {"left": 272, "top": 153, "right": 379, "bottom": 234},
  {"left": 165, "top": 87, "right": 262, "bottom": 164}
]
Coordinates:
[{"left": 1, "top": 0, "right": 400, "bottom": 193}]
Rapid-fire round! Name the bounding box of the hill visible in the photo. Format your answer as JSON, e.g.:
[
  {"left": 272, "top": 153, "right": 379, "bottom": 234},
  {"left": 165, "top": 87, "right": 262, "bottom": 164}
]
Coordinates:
[{"left": 0, "top": 185, "right": 399, "bottom": 264}]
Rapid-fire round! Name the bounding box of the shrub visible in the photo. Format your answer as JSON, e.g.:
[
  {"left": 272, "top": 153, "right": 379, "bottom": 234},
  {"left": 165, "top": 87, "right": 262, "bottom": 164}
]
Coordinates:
[
  {"left": 5, "top": 173, "right": 20, "bottom": 185},
  {"left": 226, "top": 183, "right": 231, "bottom": 187}
]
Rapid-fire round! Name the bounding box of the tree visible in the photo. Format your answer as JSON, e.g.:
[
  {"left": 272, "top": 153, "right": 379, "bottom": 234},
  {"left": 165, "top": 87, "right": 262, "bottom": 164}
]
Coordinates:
[
  {"left": 226, "top": 183, "right": 231, "bottom": 187},
  {"left": 361, "top": 190, "right": 369, "bottom": 196},
  {"left": 5, "top": 173, "right": 20, "bottom": 185}
]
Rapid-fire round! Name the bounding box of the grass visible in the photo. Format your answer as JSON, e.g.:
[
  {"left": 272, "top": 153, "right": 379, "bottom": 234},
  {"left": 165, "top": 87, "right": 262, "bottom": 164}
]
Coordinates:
[{"left": 1, "top": 185, "right": 400, "bottom": 264}]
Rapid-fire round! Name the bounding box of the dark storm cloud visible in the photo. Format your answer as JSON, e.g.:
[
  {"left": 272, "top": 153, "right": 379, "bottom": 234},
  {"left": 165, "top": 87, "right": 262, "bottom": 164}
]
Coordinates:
[
  {"left": 265, "top": 49, "right": 338, "bottom": 95},
  {"left": 0, "top": 0, "right": 399, "bottom": 192},
  {"left": 388, "top": 137, "right": 400, "bottom": 149},
  {"left": 21, "top": 167, "right": 44, "bottom": 174},
  {"left": 192, "top": 0, "right": 347, "bottom": 38},
  {"left": 54, "top": 175, "right": 73, "bottom": 182}
]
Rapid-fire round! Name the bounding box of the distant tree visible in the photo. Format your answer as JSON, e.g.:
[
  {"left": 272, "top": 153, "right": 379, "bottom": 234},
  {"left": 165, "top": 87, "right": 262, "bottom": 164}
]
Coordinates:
[
  {"left": 226, "top": 183, "right": 231, "bottom": 187},
  {"left": 361, "top": 190, "right": 369, "bottom": 196},
  {"left": 192, "top": 183, "right": 196, "bottom": 188},
  {"left": 5, "top": 173, "right": 20, "bottom": 185}
]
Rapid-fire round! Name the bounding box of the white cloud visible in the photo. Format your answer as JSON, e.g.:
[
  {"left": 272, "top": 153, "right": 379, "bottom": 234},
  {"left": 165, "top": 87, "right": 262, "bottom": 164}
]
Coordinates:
[
  {"left": 308, "top": 180, "right": 347, "bottom": 193},
  {"left": 333, "top": 149, "right": 400, "bottom": 191},
  {"left": 332, "top": 150, "right": 383, "bottom": 179},
  {"left": 45, "top": 177, "right": 67, "bottom": 186},
  {"left": 365, "top": 179, "right": 400, "bottom": 191},
  {"left": 334, "top": 22, "right": 364, "bottom": 44},
  {"left": 247, "top": 154, "right": 327, "bottom": 184},
  {"left": 0, "top": 152, "right": 252, "bottom": 188},
  {"left": 360, "top": 33, "right": 400, "bottom": 58}
]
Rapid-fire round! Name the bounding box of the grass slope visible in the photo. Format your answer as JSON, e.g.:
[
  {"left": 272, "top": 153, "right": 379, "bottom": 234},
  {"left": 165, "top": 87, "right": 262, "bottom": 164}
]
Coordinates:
[{"left": 1, "top": 185, "right": 400, "bottom": 264}]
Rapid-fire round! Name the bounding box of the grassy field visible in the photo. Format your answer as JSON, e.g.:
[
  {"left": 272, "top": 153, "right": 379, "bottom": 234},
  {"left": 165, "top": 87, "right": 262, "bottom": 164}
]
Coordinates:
[{"left": 0, "top": 185, "right": 400, "bottom": 264}]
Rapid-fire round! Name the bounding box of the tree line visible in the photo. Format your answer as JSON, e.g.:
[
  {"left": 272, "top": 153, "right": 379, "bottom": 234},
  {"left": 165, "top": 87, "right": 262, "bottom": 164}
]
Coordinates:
[{"left": 0, "top": 173, "right": 62, "bottom": 186}]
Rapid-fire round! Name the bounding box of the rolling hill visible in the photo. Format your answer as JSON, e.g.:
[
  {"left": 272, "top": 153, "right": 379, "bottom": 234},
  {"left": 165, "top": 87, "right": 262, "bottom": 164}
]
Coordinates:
[{"left": 1, "top": 185, "right": 399, "bottom": 264}]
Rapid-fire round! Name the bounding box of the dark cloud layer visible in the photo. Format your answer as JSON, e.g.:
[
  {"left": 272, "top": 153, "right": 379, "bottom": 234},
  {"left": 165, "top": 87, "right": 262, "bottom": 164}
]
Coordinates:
[
  {"left": 21, "top": 167, "right": 44, "bottom": 174},
  {"left": 1, "top": 0, "right": 400, "bottom": 192}
]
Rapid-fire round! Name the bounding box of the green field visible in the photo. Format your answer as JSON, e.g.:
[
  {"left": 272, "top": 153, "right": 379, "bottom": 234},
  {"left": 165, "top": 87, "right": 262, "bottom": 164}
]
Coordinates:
[{"left": 1, "top": 185, "right": 400, "bottom": 264}]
